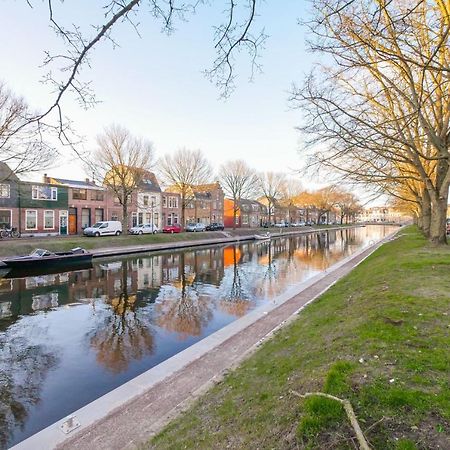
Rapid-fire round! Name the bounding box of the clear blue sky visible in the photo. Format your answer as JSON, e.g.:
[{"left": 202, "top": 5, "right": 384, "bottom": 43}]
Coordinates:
[{"left": 2, "top": 1, "right": 315, "bottom": 182}]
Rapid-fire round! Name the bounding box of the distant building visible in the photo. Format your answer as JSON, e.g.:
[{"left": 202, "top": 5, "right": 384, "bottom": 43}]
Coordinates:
[
  {"left": 224, "top": 198, "right": 266, "bottom": 228},
  {"left": 357, "top": 206, "right": 408, "bottom": 224},
  {"left": 167, "top": 182, "right": 225, "bottom": 226}
]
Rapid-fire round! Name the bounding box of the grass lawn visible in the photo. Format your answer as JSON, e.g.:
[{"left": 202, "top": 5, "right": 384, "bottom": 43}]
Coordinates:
[{"left": 149, "top": 227, "right": 450, "bottom": 450}]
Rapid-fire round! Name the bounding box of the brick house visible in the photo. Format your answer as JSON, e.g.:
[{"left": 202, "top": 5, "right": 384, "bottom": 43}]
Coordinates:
[
  {"left": 0, "top": 164, "right": 69, "bottom": 236},
  {"left": 134, "top": 172, "right": 162, "bottom": 229},
  {"left": 224, "top": 198, "right": 266, "bottom": 228},
  {"left": 162, "top": 192, "right": 181, "bottom": 227},
  {"left": 187, "top": 182, "right": 224, "bottom": 225},
  {"left": 45, "top": 176, "right": 108, "bottom": 234}
]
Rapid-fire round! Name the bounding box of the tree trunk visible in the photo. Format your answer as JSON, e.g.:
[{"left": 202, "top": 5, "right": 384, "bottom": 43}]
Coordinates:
[
  {"left": 122, "top": 201, "right": 128, "bottom": 232},
  {"left": 429, "top": 195, "right": 448, "bottom": 245},
  {"left": 421, "top": 189, "right": 431, "bottom": 237}
]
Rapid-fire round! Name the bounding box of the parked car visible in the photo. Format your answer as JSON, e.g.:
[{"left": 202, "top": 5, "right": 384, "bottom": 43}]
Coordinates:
[
  {"left": 163, "top": 224, "right": 182, "bottom": 234},
  {"left": 274, "top": 222, "right": 287, "bottom": 228},
  {"left": 83, "top": 221, "right": 122, "bottom": 237},
  {"left": 205, "top": 223, "right": 224, "bottom": 231},
  {"left": 186, "top": 223, "right": 206, "bottom": 232},
  {"left": 262, "top": 222, "right": 274, "bottom": 228},
  {"left": 129, "top": 224, "right": 159, "bottom": 235},
  {"left": 446, "top": 219, "right": 450, "bottom": 234}
]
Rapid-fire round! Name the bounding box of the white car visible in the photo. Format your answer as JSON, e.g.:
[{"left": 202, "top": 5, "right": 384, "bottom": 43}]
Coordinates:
[
  {"left": 129, "top": 224, "right": 159, "bottom": 235},
  {"left": 274, "top": 223, "right": 287, "bottom": 228},
  {"left": 83, "top": 221, "right": 122, "bottom": 237}
]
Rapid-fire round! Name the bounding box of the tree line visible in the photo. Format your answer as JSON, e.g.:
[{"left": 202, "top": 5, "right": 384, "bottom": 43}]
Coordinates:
[
  {"left": 293, "top": 0, "right": 450, "bottom": 244},
  {"left": 90, "top": 125, "right": 361, "bottom": 229}
]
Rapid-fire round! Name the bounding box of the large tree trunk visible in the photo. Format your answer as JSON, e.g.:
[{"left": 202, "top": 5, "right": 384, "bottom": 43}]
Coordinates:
[{"left": 429, "top": 195, "right": 448, "bottom": 245}]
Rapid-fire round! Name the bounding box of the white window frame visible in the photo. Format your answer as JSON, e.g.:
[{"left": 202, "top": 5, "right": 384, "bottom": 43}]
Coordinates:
[
  {"left": 31, "top": 185, "right": 58, "bottom": 201},
  {"left": 0, "top": 184, "right": 10, "bottom": 198},
  {"left": 44, "top": 210, "right": 55, "bottom": 229},
  {"left": 25, "top": 210, "right": 38, "bottom": 230}
]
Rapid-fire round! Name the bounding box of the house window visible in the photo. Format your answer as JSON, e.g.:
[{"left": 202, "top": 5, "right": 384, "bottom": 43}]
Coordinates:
[
  {"left": 0, "top": 184, "right": 10, "bottom": 198},
  {"left": 162, "top": 196, "right": 167, "bottom": 207},
  {"left": 0, "top": 210, "right": 11, "bottom": 228},
  {"left": 91, "top": 191, "right": 104, "bottom": 201},
  {"left": 145, "top": 213, "right": 151, "bottom": 223},
  {"left": 26, "top": 210, "right": 37, "bottom": 230},
  {"left": 132, "top": 212, "right": 138, "bottom": 227},
  {"left": 151, "top": 196, "right": 156, "bottom": 207},
  {"left": 143, "top": 195, "right": 149, "bottom": 206},
  {"left": 111, "top": 213, "right": 119, "bottom": 221},
  {"left": 32, "top": 185, "right": 58, "bottom": 201},
  {"left": 154, "top": 213, "right": 159, "bottom": 227},
  {"left": 44, "top": 210, "right": 54, "bottom": 229},
  {"left": 81, "top": 208, "right": 91, "bottom": 228},
  {"left": 72, "top": 188, "right": 87, "bottom": 200},
  {"left": 95, "top": 208, "right": 104, "bottom": 223}
]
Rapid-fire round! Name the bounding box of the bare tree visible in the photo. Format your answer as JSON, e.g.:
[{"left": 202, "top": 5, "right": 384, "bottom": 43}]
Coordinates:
[
  {"left": 158, "top": 149, "right": 211, "bottom": 226},
  {"left": 279, "top": 178, "right": 303, "bottom": 223},
  {"left": 0, "top": 81, "right": 58, "bottom": 176},
  {"left": 257, "top": 172, "right": 286, "bottom": 223},
  {"left": 219, "top": 160, "right": 258, "bottom": 229},
  {"left": 309, "top": 186, "right": 338, "bottom": 225},
  {"left": 294, "top": 0, "right": 450, "bottom": 244},
  {"left": 91, "top": 124, "right": 154, "bottom": 230}
]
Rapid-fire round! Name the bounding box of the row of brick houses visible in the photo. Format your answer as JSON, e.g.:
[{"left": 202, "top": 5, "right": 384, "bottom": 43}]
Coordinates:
[
  {"left": 223, "top": 197, "right": 338, "bottom": 228},
  {"left": 0, "top": 163, "right": 230, "bottom": 235}
]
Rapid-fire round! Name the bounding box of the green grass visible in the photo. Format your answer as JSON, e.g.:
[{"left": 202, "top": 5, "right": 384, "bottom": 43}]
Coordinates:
[{"left": 148, "top": 227, "right": 450, "bottom": 449}]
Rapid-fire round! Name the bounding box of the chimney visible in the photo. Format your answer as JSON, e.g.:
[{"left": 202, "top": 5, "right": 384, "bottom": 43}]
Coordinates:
[{"left": 43, "top": 173, "right": 49, "bottom": 183}]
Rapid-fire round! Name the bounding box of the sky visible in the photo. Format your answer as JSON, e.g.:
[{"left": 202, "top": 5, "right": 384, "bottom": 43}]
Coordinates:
[{"left": 1, "top": 1, "right": 322, "bottom": 186}]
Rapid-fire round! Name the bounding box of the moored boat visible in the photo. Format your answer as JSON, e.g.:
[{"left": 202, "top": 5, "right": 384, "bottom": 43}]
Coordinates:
[
  {"left": 2, "top": 247, "right": 93, "bottom": 270},
  {"left": 254, "top": 233, "right": 271, "bottom": 241}
]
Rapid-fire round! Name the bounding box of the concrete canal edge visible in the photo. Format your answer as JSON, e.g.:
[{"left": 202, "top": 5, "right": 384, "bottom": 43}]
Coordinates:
[
  {"left": 90, "top": 225, "right": 365, "bottom": 258},
  {"left": 11, "top": 227, "right": 399, "bottom": 450}
]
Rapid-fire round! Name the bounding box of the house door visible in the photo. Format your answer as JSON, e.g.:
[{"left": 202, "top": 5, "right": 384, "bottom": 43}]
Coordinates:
[
  {"left": 69, "top": 207, "right": 77, "bottom": 234},
  {"left": 59, "top": 210, "right": 68, "bottom": 235}
]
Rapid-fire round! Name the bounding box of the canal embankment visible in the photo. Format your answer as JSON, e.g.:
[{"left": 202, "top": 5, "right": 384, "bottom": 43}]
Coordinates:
[
  {"left": 0, "top": 224, "right": 365, "bottom": 260},
  {"left": 10, "top": 226, "right": 405, "bottom": 450},
  {"left": 146, "top": 226, "right": 450, "bottom": 450}
]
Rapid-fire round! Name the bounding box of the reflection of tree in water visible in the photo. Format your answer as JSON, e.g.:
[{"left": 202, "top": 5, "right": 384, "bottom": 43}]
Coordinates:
[
  {"left": 218, "top": 246, "right": 253, "bottom": 317},
  {"left": 0, "top": 335, "right": 57, "bottom": 449},
  {"left": 90, "top": 261, "right": 154, "bottom": 374},
  {"left": 155, "top": 253, "right": 213, "bottom": 340}
]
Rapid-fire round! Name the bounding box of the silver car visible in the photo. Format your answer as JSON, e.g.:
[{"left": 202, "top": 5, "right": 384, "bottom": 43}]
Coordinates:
[
  {"left": 129, "top": 224, "right": 159, "bottom": 235},
  {"left": 186, "top": 223, "right": 206, "bottom": 232}
]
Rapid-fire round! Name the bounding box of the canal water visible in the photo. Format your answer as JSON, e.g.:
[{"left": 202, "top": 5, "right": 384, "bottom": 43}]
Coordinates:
[{"left": 0, "top": 226, "right": 395, "bottom": 447}]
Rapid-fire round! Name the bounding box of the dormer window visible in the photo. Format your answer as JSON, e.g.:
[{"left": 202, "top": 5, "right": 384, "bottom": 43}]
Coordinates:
[{"left": 0, "top": 183, "right": 10, "bottom": 198}]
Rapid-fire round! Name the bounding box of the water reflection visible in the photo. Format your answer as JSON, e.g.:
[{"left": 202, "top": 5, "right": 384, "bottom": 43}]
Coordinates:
[{"left": 0, "top": 225, "right": 395, "bottom": 448}]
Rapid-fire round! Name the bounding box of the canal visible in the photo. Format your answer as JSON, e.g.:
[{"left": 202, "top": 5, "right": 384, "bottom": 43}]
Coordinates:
[{"left": 0, "top": 226, "right": 395, "bottom": 448}]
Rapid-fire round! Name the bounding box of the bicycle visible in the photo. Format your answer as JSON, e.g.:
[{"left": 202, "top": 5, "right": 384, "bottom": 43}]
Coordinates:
[{"left": 0, "top": 227, "right": 21, "bottom": 238}]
